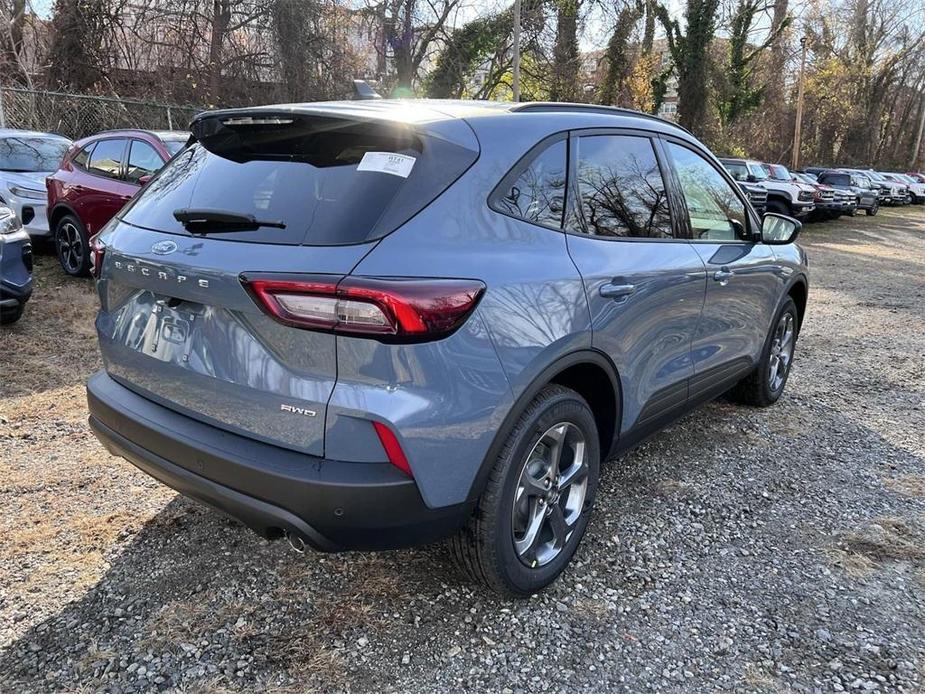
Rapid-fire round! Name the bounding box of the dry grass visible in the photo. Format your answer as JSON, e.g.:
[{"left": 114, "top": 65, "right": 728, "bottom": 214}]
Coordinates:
[
  {"left": 0, "top": 254, "right": 100, "bottom": 399},
  {"left": 8, "top": 509, "right": 140, "bottom": 557},
  {"left": 143, "top": 598, "right": 265, "bottom": 651},
  {"left": 884, "top": 475, "right": 925, "bottom": 498},
  {"left": 654, "top": 479, "right": 692, "bottom": 495},
  {"left": 267, "top": 627, "right": 347, "bottom": 690},
  {"left": 175, "top": 676, "right": 240, "bottom": 694},
  {"left": 828, "top": 516, "right": 925, "bottom": 577},
  {"left": 841, "top": 517, "right": 925, "bottom": 560},
  {"left": 828, "top": 549, "right": 879, "bottom": 578},
  {"left": 743, "top": 662, "right": 779, "bottom": 690}
]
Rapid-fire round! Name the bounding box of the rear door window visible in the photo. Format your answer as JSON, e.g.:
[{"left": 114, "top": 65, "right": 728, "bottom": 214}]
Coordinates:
[
  {"left": 72, "top": 144, "right": 93, "bottom": 169},
  {"left": 88, "top": 139, "right": 127, "bottom": 179},
  {"left": 566, "top": 134, "right": 673, "bottom": 239},
  {"left": 120, "top": 114, "right": 478, "bottom": 246},
  {"left": 126, "top": 140, "right": 164, "bottom": 184}
]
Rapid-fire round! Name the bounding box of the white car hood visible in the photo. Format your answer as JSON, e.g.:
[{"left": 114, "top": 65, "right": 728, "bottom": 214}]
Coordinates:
[{"left": 0, "top": 170, "right": 49, "bottom": 192}]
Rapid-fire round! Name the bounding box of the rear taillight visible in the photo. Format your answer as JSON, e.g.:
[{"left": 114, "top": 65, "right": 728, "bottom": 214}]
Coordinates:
[
  {"left": 89, "top": 234, "right": 106, "bottom": 278},
  {"left": 242, "top": 275, "right": 486, "bottom": 342}
]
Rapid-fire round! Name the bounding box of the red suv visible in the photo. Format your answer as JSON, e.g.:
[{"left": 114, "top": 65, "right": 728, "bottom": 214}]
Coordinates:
[{"left": 46, "top": 129, "right": 187, "bottom": 276}]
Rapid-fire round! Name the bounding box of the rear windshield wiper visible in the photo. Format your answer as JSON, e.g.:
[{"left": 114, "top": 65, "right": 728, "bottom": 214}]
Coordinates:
[{"left": 173, "top": 208, "right": 286, "bottom": 233}]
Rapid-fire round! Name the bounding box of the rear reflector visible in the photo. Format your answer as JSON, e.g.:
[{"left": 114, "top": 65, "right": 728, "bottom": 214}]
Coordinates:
[
  {"left": 373, "top": 421, "right": 413, "bottom": 477},
  {"left": 242, "top": 275, "right": 485, "bottom": 342}
]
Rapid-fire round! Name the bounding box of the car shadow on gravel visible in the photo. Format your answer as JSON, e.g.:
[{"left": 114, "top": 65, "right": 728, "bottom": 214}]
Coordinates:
[
  {"left": 0, "top": 492, "right": 473, "bottom": 691},
  {"left": 2, "top": 393, "right": 924, "bottom": 692}
]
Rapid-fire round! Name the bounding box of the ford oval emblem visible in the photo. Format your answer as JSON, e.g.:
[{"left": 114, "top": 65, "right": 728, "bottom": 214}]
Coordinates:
[{"left": 151, "top": 240, "right": 178, "bottom": 255}]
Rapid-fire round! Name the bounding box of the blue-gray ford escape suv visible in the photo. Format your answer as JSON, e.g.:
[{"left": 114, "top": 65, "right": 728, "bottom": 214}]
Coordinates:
[{"left": 86, "top": 100, "right": 808, "bottom": 596}]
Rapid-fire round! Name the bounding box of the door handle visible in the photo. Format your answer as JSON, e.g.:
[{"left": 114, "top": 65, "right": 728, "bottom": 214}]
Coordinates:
[
  {"left": 599, "top": 281, "right": 636, "bottom": 299},
  {"left": 713, "top": 268, "right": 734, "bottom": 285}
]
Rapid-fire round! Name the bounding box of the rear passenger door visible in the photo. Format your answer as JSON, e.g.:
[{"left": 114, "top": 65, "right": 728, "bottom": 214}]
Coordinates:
[
  {"left": 563, "top": 131, "right": 707, "bottom": 436},
  {"left": 82, "top": 138, "right": 136, "bottom": 235},
  {"left": 660, "top": 139, "right": 782, "bottom": 399},
  {"left": 125, "top": 139, "right": 166, "bottom": 186}
]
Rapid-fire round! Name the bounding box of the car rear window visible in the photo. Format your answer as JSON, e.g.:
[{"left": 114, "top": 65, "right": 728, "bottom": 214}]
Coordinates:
[{"left": 120, "top": 114, "right": 478, "bottom": 245}]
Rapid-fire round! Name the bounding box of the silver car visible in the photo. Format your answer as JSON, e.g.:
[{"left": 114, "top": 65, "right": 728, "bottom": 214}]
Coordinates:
[{"left": 0, "top": 129, "right": 72, "bottom": 239}]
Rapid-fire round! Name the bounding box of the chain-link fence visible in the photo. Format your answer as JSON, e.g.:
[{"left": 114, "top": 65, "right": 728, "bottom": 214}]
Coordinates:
[{"left": 0, "top": 86, "right": 202, "bottom": 139}]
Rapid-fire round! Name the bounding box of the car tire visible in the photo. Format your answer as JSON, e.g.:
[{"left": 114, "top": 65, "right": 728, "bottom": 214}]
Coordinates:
[
  {"left": 866, "top": 202, "right": 879, "bottom": 216},
  {"left": 55, "top": 214, "right": 91, "bottom": 277},
  {"left": 0, "top": 304, "right": 24, "bottom": 325},
  {"left": 728, "top": 297, "right": 799, "bottom": 408},
  {"left": 449, "top": 384, "right": 600, "bottom": 597}
]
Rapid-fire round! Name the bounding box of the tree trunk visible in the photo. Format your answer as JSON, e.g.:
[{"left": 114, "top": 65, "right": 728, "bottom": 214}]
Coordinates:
[
  {"left": 765, "top": 0, "right": 790, "bottom": 143},
  {"left": 388, "top": 0, "right": 413, "bottom": 90},
  {"left": 675, "top": 0, "right": 719, "bottom": 133},
  {"left": 550, "top": 0, "right": 580, "bottom": 101},
  {"left": 209, "top": 0, "right": 231, "bottom": 105},
  {"left": 642, "top": 0, "right": 655, "bottom": 53},
  {"left": 599, "top": 5, "right": 642, "bottom": 106}
]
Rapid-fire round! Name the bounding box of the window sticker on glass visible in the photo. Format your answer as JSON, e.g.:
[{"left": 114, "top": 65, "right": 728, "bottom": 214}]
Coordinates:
[{"left": 357, "top": 152, "right": 416, "bottom": 178}]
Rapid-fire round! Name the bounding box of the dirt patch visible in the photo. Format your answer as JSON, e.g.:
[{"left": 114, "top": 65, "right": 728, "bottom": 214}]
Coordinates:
[
  {"left": 838, "top": 517, "right": 925, "bottom": 562},
  {"left": 885, "top": 475, "right": 925, "bottom": 498}
]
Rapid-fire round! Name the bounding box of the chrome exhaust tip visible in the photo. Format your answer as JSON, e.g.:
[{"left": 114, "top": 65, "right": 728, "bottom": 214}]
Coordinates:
[{"left": 286, "top": 531, "right": 306, "bottom": 554}]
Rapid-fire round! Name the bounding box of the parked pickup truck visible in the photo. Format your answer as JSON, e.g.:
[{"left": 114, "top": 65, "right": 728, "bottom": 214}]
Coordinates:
[
  {"left": 718, "top": 158, "right": 768, "bottom": 214},
  {"left": 885, "top": 173, "right": 925, "bottom": 204},
  {"left": 719, "top": 158, "right": 813, "bottom": 219},
  {"left": 816, "top": 170, "right": 879, "bottom": 215},
  {"left": 855, "top": 170, "right": 905, "bottom": 205},
  {"left": 793, "top": 172, "right": 850, "bottom": 219},
  {"left": 826, "top": 168, "right": 889, "bottom": 205}
]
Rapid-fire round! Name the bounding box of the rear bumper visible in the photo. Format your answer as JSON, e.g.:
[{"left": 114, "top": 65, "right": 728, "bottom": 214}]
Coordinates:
[{"left": 86, "top": 371, "right": 471, "bottom": 551}]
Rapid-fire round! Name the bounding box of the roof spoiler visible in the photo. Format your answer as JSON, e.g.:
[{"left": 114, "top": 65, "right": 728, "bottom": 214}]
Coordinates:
[{"left": 352, "top": 80, "right": 382, "bottom": 100}]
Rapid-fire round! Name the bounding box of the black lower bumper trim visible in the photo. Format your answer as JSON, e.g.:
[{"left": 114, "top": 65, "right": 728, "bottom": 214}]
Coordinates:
[{"left": 87, "top": 371, "right": 470, "bottom": 551}]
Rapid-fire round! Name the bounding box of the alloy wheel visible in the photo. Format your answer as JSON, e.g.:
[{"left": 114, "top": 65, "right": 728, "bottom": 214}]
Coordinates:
[
  {"left": 56, "top": 222, "right": 84, "bottom": 274},
  {"left": 511, "top": 422, "right": 589, "bottom": 568},
  {"left": 768, "top": 312, "right": 795, "bottom": 392}
]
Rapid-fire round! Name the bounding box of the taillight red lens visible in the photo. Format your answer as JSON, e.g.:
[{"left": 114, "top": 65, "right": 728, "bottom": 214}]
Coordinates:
[
  {"left": 242, "top": 276, "right": 485, "bottom": 342},
  {"left": 89, "top": 234, "right": 106, "bottom": 278},
  {"left": 373, "top": 421, "right": 413, "bottom": 477}
]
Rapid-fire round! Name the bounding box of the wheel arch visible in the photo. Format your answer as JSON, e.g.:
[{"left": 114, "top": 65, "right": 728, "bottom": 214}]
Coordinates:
[
  {"left": 466, "top": 349, "right": 622, "bottom": 504},
  {"left": 49, "top": 203, "right": 80, "bottom": 232},
  {"left": 787, "top": 276, "right": 808, "bottom": 332}
]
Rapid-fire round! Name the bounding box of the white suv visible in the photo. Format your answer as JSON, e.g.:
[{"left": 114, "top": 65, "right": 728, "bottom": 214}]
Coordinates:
[
  {"left": 757, "top": 162, "right": 816, "bottom": 219},
  {"left": 0, "top": 129, "right": 72, "bottom": 239}
]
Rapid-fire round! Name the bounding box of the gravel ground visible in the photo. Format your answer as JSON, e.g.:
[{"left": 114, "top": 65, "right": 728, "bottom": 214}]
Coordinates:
[{"left": 1, "top": 208, "right": 924, "bottom": 693}]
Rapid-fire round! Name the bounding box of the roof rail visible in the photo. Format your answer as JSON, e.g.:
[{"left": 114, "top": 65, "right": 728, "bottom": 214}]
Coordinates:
[{"left": 509, "top": 102, "right": 692, "bottom": 135}]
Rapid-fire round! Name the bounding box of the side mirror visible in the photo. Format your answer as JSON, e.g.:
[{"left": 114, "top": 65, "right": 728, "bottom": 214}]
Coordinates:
[
  {"left": 761, "top": 212, "right": 802, "bottom": 245},
  {"left": 137, "top": 174, "right": 153, "bottom": 186}
]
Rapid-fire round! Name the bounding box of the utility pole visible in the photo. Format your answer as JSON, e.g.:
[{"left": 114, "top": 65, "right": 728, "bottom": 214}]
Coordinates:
[
  {"left": 512, "top": 0, "right": 522, "bottom": 102},
  {"left": 791, "top": 36, "right": 808, "bottom": 171},
  {"left": 911, "top": 90, "right": 925, "bottom": 171}
]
